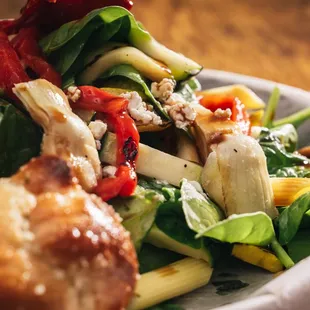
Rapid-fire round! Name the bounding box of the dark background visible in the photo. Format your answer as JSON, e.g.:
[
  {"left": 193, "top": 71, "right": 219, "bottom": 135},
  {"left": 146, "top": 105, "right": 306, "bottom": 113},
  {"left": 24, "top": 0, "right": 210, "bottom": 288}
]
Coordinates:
[{"left": 3, "top": 0, "right": 310, "bottom": 89}]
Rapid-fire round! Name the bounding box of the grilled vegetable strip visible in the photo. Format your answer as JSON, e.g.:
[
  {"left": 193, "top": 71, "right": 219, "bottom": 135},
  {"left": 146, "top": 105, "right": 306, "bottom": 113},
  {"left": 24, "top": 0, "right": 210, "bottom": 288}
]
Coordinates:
[
  {"left": 232, "top": 244, "right": 283, "bottom": 273},
  {"left": 128, "top": 258, "right": 213, "bottom": 310},
  {"left": 0, "top": 31, "right": 29, "bottom": 99},
  {"left": 12, "top": 27, "right": 61, "bottom": 87},
  {"left": 271, "top": 178, "right": 310, "bottom": 206},
  {"left": 199, "top": 95, "right": 251, "bottom": 135},
  {"left": 101, "top": 132, "right": 203, "bottom": 186},
  {"left": 193, "top": 105, "right": 242, "bottom": 160},
  {"left": 13, "top": 79, "right": 102, "bottom": 191},
  {"left": 69, "top": 86, "right": 140, "bottom": 200},
  {"left": 196, "top": 85, "right": 266, "bottom": 110},
  {"left": 146, "top": 225, "right": 212, "bottom": 264},
  {"left": 78, "top": 47, "right": 173, "bottom": 85}
]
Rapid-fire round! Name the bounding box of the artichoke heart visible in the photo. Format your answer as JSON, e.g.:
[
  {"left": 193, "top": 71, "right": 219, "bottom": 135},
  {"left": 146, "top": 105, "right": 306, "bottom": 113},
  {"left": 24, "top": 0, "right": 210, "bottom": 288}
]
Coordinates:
[
  {"left": 13, "top": 79, "right": 102, "bottom": 191},
  {"left": 201, "top": 135, "right": 278, "bottom": 218}
]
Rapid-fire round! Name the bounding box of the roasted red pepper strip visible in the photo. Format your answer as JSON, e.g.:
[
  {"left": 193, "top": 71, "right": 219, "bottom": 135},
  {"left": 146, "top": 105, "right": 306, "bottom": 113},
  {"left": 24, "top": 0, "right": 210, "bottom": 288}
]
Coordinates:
[
  {"left": 0, "top": 0, "right": 133, "bottom": 35},
  {"left": 199, "top": 95, "right": 251, "bottom": 135},
  {"left": 11, "top": 27, "right": 62, "bottom": 87},
  {"left": 69, "top": 86, "right": 139, "bottom": 201},
  {"left": 0, "top": 31, "right": 30, "bottom": 99}
]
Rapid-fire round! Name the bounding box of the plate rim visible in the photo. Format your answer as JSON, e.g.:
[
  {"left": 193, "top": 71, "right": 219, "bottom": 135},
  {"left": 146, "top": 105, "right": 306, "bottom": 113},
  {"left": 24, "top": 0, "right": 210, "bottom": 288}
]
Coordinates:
[{"left": 199, "top": 69, "right": 310, "bottom": 100}]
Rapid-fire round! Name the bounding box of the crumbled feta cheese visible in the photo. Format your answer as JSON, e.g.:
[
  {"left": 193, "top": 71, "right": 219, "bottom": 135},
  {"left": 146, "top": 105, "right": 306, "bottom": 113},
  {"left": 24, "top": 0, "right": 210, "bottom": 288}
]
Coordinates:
[
  {"left": 165, "top": 102, "right": 197, "bottom": 129},
  {"left": 151, "top": 78, "right": 176, "bottom": 101},
  {"left": 122, "top": 91, "right": 162, "bottom": 126},
  {"left": 102, "top": 165, "right": 117, "bottom": 178},
  {"left": 165, "top": 92, "right": 186, "bottom": 105},
  {"left": 163, "top": 93, "right": 197, "bottom": 129},
  {"left": 67, "top": 86, "right": 81, "bottom": 103},
  {"left": 214, "top": 108, "right": 232, "bottom": 120},
  {"left": 88, "top": 120, "right": 107, "bottom": 140}
]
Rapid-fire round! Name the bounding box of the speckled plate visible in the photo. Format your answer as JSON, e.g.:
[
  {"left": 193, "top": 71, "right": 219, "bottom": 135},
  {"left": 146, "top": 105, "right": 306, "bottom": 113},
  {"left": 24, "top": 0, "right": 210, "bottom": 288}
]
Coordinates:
[{"left": 175, "top": 69, "right": 310, "bottom": 310}]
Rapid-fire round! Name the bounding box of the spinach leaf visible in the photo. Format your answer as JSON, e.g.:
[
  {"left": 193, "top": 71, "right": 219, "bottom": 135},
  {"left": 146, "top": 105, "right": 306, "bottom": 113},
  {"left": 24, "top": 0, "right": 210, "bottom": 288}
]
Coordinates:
[
  {"left": 180, "top": 179, "right": 223, "bottom": 234},
  {"left": 287, "top": 230, "right": 310, "bottom": 263},
  {"left": 40, "top": 7, "right": 150, "bottom": 77},
  {"left": 138, "top": 243, "right": 184, "bottom": 274},
  {"left": 40, "top": 7, "right": 139, "bottom": 54},
  {"left": 138, "top": 177, "right": 178, "bottom": 199},
  {"left": 197, "top": 212, "right": 275, "bottom": 246},
  {"left": 276, "top": 192, "right": 310, "bottom": 245},
  {"left": 0, "top": 103, "right": 42, "bottom": 177},
  {"left": 268, "top": 124, "right": 298, "bottom": 152},
  {"left": 50, "top": 18, "right": 102, "bottom": 75},
  {"left": 155, "top": 200, "right": 203, "bottom": 249},
  {"left": 110, "top": 185, "right": 164, "bottom": 251},
  {"left": 97, "top": 64, "right": 168, "bottom": 118},
  {"left": 271, "top": 166, "right": 310, "bottom": 178},
  {"left": 259, "top": 126, "right": 309, "bottom": 174},
  {"left": 301, "top": 210, "right": 310, "bottom": 228},
  {"left": 175, "top": 80, "right": 198, "bottom": 104}
]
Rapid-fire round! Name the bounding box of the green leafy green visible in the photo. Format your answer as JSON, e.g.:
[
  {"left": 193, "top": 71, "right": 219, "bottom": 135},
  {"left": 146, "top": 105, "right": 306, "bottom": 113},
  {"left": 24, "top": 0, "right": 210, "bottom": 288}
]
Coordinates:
[
  {"left": 180, "top": 179, "right": 223, "bottom": 234},
  {"left": 271, "top": 166, "right": 310, "bottom": 178},
  {"left": 50, "top": 18, "right": 103, "bottom": 75},
  {"left": 40, "top": 7, "right": 136, "bottom": 55},
  {"left": 96, "top": 64, "right": 168, "bottom": 118},
  {"left": 155, "top": 200, "right": 203, "bottom": 249},
  {"left": 262, "top": 87, "right": 280, "bottom": 128},
  {"left": 138, "top": 243, "right": 184, "bottom": 274},
  {"left": 40, "top": 6, "right": 201, "bottom": 85},
  {"left": 40, "top": 7, "right": 143, "bottom": 79},
  {"left": 0, "top": 103, "right": 42, "bottom": 177},
  {"left": 175, "top": 78, "right": 200, "bottom": 104},
  {"left": 259, "top": 126, "right": 309, "bottom": 174},
  {"left": 268, "top": 124, "right": 298, "bottom": 152},
  {"left": 110, "top": 186, "right": 164, "bottom": 251},
  {"left": 192, "top": 210, "right": 294, "bottom": 268},
  {"left": 301, "top": 210, "right": 310, "bottom": 228},
  {"left": 276, "top": 192, "right": 310, "bottom": 245},
  {"left": 197, "top": 212, "right": 275, "bottom": 246},
  {"left": 138, "top": 177, "right": 178, "bottom": 199},
  {"left": 287, "top": 230, "right": 310, "bottom": 263}
]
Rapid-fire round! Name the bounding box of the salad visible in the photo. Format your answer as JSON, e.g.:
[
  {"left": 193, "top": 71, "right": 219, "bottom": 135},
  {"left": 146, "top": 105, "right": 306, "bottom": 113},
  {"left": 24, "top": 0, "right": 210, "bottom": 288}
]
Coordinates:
[{"left": 1, "top": 1, "right": 310, "bottom": 309}]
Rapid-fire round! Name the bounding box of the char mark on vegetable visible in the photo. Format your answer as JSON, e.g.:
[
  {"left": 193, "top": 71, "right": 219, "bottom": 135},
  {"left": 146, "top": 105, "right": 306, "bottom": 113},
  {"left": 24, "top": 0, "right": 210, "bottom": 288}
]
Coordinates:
[{"left": 123, "top": 136, "right": 138, "bottom": 162}]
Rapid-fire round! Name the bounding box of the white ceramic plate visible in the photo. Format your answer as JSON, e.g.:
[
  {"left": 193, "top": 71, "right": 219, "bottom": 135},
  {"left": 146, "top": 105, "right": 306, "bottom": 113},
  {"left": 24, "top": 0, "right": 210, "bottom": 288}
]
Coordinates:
[{"left": 175, "top": 69, "right": 310, "bottom": 310}]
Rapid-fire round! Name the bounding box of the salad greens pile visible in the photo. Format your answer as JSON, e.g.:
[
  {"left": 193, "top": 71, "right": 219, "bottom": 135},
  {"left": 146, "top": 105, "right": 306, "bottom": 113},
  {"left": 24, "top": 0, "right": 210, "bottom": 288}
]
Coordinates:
[
  {"left": 2, "top": 4, "right": 310, "bottom": 308},
  {"left": 2, "top": 5, "right": 310, "bottom": 275},
  {"left": 39, "top": 6, "right": 201, "bottom": 113}
]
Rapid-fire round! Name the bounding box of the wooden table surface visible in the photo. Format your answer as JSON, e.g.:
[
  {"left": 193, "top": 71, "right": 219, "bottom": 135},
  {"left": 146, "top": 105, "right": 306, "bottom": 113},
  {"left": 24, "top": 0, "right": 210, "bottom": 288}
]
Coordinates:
[
  {"left": 2, "top": 0, "right": 310, "bottom": 89},
  {"left": 133, "top": 0, "right": 310, "bottom": 90}
]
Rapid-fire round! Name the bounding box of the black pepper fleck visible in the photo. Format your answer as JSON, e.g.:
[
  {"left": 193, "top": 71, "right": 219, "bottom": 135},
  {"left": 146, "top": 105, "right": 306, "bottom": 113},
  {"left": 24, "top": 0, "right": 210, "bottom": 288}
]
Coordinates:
[{"left": 234, "top": 149, "right": 238, "bottom": 153}]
